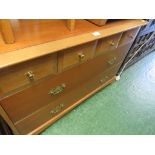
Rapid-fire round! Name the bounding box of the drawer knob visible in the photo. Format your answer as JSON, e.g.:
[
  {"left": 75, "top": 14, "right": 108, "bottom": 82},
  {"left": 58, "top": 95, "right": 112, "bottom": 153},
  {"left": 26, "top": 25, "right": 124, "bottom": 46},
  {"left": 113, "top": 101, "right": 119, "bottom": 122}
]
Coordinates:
[
  {"left": 50, "top": 104, "right": 64, "bottom": 115},
  {"left": 25, "top": 71, "right": 35, "bottom": 81},
  {"left": 109, "top": 40, "right": 115, "bottom": 46},
  {"left": 78, "top": 52, "right": 85, "bottom": 61},
  {"left": 128, "top": 34, "right": 134, "bottom": 39},
  {"left": 48, "top": 83, "right": 66, "bottom": 96},
  {"left": 107, "top": 57, "right": 117, "bottom": 65},
  {"left": 100, "top": 75, "right": 109, "bottom": 83}
]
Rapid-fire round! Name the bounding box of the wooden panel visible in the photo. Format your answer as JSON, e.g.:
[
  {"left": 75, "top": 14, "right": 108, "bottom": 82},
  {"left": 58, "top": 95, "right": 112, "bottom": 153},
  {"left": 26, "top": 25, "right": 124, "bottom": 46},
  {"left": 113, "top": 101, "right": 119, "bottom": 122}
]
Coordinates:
[
  {"left": 87, "top": 19, "right": 108, "bottom": 26},
  {"left": 95, "top": 32, "right": 123, "bottom": 57},
  {"left": 0, "top": 19, "right": 15, "bottom": 44},
  {"left": 0, "top": 42, "right": 131, "bottom": 124},
  {"left": 119, "top": 27, "right": 140, "bottom": 46},
  {"left": 15, "top": 63, "right": 121, "bottom": 134},
  {"left": 0, "top": 53, "right": 57, "bottom": 95},
  {"left": 58, "top": 41, "right": 97, "bottom": 72},
  {"left": 0, "top": 20, "right": 147, "bottom": 69}
]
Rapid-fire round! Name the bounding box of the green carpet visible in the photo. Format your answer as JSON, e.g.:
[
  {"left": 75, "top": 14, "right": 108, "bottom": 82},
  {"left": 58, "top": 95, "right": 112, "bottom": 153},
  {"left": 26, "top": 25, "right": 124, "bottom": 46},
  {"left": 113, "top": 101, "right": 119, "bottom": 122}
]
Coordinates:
[{"left": 41, "top": 51, "right": 155, "bottom": 135}]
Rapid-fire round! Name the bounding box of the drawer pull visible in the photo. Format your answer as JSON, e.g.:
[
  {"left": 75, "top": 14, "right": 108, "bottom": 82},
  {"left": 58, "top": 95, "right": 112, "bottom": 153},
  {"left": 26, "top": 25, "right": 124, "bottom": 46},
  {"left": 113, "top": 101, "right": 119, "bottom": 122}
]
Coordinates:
[
  {"left": 108, "top": 40, "right": 115, "bottom": 46},
  {"left": 128, "top": 34, "right": 134, "bottom": 39},
  {"left": 107, "top": 57, "right": 117, "bottom": 65},
  {"left": 50, "top": 104, "right": 64, "bottom": 115},
  {"left": 100, "top": 75, "right": 109, "bottom": 83},
  {"left": 78, "top": 52, "right": 85, "bottom": 61},
  {"left": 25, "top": 71, "right": 35, "bottom": 81},
  {"left": 48, "top": 83, "right": 66, "bottom": 96}
]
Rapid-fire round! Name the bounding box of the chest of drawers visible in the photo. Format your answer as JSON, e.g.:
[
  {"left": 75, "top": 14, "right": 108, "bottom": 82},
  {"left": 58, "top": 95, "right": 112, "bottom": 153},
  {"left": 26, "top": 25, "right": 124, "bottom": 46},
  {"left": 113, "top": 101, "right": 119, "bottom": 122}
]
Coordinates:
[{"left": 0, "top": 20, "right": 146, "bottom": 134}]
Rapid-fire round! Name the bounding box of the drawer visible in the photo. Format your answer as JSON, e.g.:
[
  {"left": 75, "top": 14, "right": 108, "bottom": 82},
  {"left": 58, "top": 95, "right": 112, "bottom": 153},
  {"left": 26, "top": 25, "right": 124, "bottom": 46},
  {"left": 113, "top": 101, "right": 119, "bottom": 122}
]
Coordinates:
[
  {"left": 95, "top": 33, "right": 122, "bottom": 56},
  {"left": 0, "top": 53, "right": 57, "bottom": 95},
  {"left": 95, "top": 41, "right": 132, "bottom": 69},
  {"left": 119, "top": 27, "right": 140, "bottom": 46},
  {"left": 58, "top": 41, "right": 97, "bottom": 72},
  {"left": 15, "top": 63, "right": 121, "bottom": 134}
]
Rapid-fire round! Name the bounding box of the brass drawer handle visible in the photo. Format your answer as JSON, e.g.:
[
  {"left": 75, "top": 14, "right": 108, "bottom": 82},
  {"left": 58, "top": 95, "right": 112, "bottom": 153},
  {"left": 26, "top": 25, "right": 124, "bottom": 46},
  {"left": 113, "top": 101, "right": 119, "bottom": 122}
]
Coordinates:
[
  {"left": 48, "top": 83, "right": 66, "bottom": 96},
  {"left": 100, "top": 75, "right": 109, "bottom": 83},
  {"left": 25, "top": 71, "right": 35, "bottom": 81},
  {"left": 78, "top": 52, "right": 85, "bottom": 61},
  {"left": 50, "top": 104, "right": 64, "bottom": 115},
  {"left": 108, "top": 40, "right": 115, "bottom": 46},
  {"left": 107, "top": 57, "right": 117, "bottom": 65}
]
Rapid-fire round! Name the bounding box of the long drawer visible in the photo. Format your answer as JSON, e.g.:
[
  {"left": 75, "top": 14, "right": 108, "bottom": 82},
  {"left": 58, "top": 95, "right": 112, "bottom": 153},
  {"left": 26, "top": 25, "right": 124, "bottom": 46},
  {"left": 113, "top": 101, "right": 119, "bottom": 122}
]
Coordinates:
[
  {"left": 15, "top": 63, "right": 121, "bottom": 134},
  {"left": 0, "top": 43, "right": 131, "bottom": 124}
]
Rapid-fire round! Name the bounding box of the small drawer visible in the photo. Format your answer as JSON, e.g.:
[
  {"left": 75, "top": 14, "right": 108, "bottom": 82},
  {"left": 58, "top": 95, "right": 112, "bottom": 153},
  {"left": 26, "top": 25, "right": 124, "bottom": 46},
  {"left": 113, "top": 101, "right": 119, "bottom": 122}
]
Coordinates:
[
  {"left": 15, "top": 63, "right": 121, "bottom": 134},
  {"left": 87, "top": 19, "right": 108, "bottom": 26},
  {"left": 0, "top": 42, "right": 131, "bottom": 127},
  {"left": 58, "top": 41, "right": 97, "bottom": 72},
  {"left": 0, "top": 53, "right": 57, "bottom": 95},
  {"left": 119, "top": 27, "right": 140, "bottom": 46},
  {"left": 95, "top": 33, "right": 123, "bottom": 56},
  {"left": 96, "top": 41, "right": 132, "bottom": 70}
]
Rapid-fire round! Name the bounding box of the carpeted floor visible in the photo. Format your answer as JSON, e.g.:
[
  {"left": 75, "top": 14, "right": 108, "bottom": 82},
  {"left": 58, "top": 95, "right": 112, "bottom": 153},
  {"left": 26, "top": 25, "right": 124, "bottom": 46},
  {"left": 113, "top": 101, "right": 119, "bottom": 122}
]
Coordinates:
[{"left": 41, "top": 51, "right": 155, "bottom": 135}]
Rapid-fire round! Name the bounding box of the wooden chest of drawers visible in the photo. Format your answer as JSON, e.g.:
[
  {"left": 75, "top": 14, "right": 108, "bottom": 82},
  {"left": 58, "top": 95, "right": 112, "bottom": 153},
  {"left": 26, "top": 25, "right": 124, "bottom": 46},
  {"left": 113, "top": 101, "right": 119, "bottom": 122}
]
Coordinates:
[
  {"left": 1, "top": 43, "right": 129, "bottom": 123},
  {"left": 0, "top": 20, "right": 146, "bottom": 134}
]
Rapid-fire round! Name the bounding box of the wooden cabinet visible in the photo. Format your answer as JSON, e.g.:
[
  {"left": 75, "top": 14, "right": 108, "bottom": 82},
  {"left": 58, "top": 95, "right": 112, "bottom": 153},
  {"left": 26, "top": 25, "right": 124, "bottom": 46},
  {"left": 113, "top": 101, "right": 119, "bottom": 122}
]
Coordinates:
[
  {"left": 0, "top": 41, "right": 135, "bottom": 134},
  {"left": 1, "top": 44, "right": 129, "bottom": 124},
  {"left": 0, "top": 19, "right": 146, "bottom": 135}
]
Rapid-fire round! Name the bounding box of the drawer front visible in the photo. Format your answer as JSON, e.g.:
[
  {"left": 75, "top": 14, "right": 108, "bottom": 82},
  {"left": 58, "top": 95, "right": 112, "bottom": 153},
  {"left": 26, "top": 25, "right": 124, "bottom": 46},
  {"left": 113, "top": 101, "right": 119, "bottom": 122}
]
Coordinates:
[
  {"left": 119, "top": 27, "right": 140, "bottom": 46},
  {"left": 58, "top": 41, "right": 97, "bottom": 72},
  {"left": 87, "top": 19, "right": 108, "bottom": 26},
  {"left": 95, "top": 33, "right": 123, "bottom": 56},
  {"left": 15, "top": 63, "right": 121, "bottom": 134},
  {"left": 0, "top": 53, "right": 57, "bottom": 95},
  {"left": 95, "top": 41, "right": 133, "bottom": 69}
]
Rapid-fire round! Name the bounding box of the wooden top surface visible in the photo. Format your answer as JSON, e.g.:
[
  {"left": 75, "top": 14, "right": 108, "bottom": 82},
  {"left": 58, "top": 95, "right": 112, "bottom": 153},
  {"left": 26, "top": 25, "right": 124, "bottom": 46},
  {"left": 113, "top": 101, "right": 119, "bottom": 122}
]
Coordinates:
[
  {"left": 0, "top": 19, "right": 147, "bottom": 69},
  {"left": 0, "top": 19, "right": 102, "bottom": 53}
]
